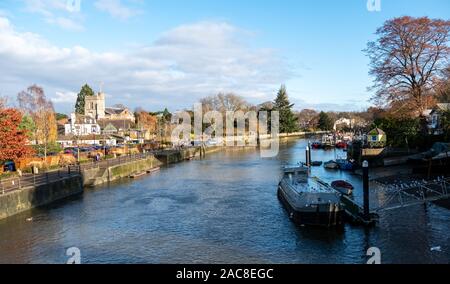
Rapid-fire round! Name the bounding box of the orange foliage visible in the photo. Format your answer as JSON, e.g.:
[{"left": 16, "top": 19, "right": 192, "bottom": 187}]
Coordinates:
[
  {"left": 136, "top": 111, "right": 157, "bottom": 133},
  {"left": 0, "top": 108, "right": 35, "bottom": 162}
]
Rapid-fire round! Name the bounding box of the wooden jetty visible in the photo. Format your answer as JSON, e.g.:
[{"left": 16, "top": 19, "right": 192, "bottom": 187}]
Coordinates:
[
  {"left": 314, "top": 176, "right": 379, "bottom": 226},
  {"left": 340, "top": 195, "right": 379, "bottom": 225},
  {"left": 130, "top": 167, "right": 161, "bottom": 179},
  {"left": 146, "top": 167, "right": 161, "bottom": 174},
  {"left": 314, "top": 156, "right": 450, "bottom": 226},
  {"left": 129, "top": 172, "right": 147, "bottom": 179}
]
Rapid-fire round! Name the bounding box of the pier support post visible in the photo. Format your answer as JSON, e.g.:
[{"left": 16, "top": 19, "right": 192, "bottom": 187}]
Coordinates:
[
  {"left": 363, "top": 160, "right": 370, "bottom": 220},
  {"left": 308, "top": 142, "right": 312, "bottom": 166},
  {"left": 305, "top": 143, "right": 311, "bottom": 167}
]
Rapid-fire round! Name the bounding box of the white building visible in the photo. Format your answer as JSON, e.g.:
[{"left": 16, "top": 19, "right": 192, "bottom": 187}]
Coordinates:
[
  {"left": 57, "top": 134, "right": 117, "bottom": 147},
  {"left": 424, "top": 103, "right": 450, "bottom": 135},
  {"left": 65, "top": 113, "right": 101, "bottom": 136}
]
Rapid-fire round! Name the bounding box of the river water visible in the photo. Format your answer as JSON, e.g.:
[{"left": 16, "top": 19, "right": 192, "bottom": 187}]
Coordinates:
[{"left": 0, "top": 139, "right": 449, "bottom": 264}]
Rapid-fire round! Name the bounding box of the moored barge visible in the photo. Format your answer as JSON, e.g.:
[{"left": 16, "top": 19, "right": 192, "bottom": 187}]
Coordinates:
[{"left": 277, "top": 166, "right": 343, "bottom": 227}]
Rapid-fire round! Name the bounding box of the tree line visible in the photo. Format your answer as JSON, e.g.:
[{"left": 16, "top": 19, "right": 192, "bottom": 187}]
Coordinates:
[
  {"left": 2, "top": 15, "right": 450, "bottom": 164},
  {"left": 1, "top": 85, "right": 58, "bottom": 164}
]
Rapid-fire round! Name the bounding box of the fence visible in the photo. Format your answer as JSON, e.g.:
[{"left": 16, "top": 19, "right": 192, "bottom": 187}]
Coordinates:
[
  {"left": 0, "top": 165, "right": 82, "bottom": 195},
  {"left": 372, "top": 176, "right": 450, "bottom": 212}
]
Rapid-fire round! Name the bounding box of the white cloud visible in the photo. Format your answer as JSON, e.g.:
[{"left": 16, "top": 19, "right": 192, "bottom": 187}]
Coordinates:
[
  {"left": 53, "top": 91, "right": 78, "bottom": 103},
  {"left": 0, "top": 9, "right": 11, "bottom": 17},
  {"left": 22, "top": 0, "right": 84, "bottom": 31},
  {"left": 94, "top": 0, "right": 142, "bottom": 20},
  {"left": 45, "top": 16, "right": 83, "bottom": 31},
  {"left": 0, "top": 16, "right": 291, "bottom": 113}
]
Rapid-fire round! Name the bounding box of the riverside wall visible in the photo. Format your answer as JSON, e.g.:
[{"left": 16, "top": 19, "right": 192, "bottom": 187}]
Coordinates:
[{"left": 0, "top": 175, "right": 83, "bottom": 220}]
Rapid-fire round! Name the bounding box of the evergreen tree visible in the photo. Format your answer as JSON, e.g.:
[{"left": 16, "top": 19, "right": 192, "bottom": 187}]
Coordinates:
[
  {"left": 75, "top": 84, "right": 94, "bottom": 114},
  {"left": 317, "top": 111, "right": 333, "bottom": 131},
  {"left": 162, "top": 108, "right": 172, "bottom": 122},
  {"left": 56, "top": 113, "right": 68, "bottom": 120},
  {"left": 273, "top": 85, "right": 298, "bottom": 133}
]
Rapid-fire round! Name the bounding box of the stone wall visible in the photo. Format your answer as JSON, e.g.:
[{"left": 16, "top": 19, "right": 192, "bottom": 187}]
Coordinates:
[
  {"left": 0, "top": 175, "right": 83, "bottom": 220},
  {"left": 155, "top": 147, "right": 221, "bottom": 164},
  {"left": 107, "top": 156, "right": 162, "bottom": 183},
  {"left": 82, "top": 156, "right": 163, "bottom": 187},
  {"left": 0, "top": 149, "right": 222, "bottom": 220}
]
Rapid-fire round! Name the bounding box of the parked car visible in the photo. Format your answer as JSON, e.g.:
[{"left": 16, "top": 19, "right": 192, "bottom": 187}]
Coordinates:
[{"left": 3, "top": 161, "right": 16, "bottom": 172}]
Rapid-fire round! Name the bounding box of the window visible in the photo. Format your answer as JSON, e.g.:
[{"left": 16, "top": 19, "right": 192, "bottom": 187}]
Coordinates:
[{"left": 432, "top": 115, "right": 438, "bottom": 127}]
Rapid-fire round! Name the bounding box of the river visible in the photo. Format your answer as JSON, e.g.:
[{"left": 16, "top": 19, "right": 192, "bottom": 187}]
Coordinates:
[{"left": 0, "top": 139, "right": 449, "bottom": 264}]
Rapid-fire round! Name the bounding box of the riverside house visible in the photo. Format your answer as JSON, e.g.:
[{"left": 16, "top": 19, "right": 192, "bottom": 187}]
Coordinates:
[
  {"left": 425, "top": 103, "right": 450, "bottom": 135},
  {"left": 64, "top": 113, "right": 101, "bottom": 136}
]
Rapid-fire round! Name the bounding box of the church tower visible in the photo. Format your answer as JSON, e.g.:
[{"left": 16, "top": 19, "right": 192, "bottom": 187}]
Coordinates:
[{"left": 85, "top": 92, "right": 106, "bottom": 120}]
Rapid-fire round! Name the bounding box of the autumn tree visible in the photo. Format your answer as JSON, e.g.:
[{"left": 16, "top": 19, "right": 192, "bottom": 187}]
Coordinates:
[
  {"left": 273, "top": 85, "right": 298, "bottom": 133},
  {"left": 17, "top": 85, "right": 57, "bottom": 159},
  {"left": 75, "top": 84, "right": 94, "bottom": 114},
  {"left": 136, "top": 110, "right": 158, "bottom": 134},
  {"left": 0, "top": 108, "right": 34, "bottom": 162},
  {"left": 365, "top": 16, "right": 450, "bottom": 115}
]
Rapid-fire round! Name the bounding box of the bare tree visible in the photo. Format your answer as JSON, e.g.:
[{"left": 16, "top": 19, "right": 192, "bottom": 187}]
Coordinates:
[
  {"left": 0, "top": 96, "right": 7, "bottom": 109},
  {"left": 435, "top": 65, "right": 450, "bottom": 103},
  {"left": 365, "top": 16, "right": 450, "bottom": 115},
  {"left": 200, "top": 93, "right": 250, "bottom": 113},
  {"left": 297, "top": 109, "right": 318, "bottom": 130},
  {"left": 17, "top": 85, "right": 57, "bottom": 159}
]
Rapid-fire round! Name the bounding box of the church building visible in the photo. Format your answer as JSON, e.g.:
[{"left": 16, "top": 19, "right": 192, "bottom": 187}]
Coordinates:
[
  {"left": 85, "top": 92, "right": 135, "bottom": 121},
  {"left": 64, "top": 91, "right": 135, "bottom": 137}
]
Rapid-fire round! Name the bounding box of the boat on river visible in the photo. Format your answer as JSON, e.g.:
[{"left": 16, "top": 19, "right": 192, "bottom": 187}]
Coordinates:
[
  {"left": 335, "top": 141, "right": 348, "bottom": 149},
  {"left": 311, "top": 142, "right": 322, "bottom": 149},
  {"left": 277, "top": 165, "right": 343, "bottom": 227},
  {"left": 336, "top": 159, "right": 355, "bottom": 171},
  {"left": 323, "top": 159, "right": 354, "bottom": 171},
  {"left": 331, "top": 180, "right": 354, "bottom": 195},
  {"left": 321, "top": 135, "right": 335, "bottom": 149},
  {"left": 324, "top": 160, "right": 339, "bottom": 169}
]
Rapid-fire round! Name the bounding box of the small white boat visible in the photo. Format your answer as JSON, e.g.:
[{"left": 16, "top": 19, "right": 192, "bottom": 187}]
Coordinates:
[
  {"left": 331, "top": 180, "right": 354, "bottom": 195},
  {"left": 324, "top": 160, "right": 339, "bottom": 169}
]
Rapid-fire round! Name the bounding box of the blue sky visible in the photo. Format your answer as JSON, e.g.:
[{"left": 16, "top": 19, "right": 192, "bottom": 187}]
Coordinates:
[{"left": 0, "top": 0, "right": 449, "bottom": 114}]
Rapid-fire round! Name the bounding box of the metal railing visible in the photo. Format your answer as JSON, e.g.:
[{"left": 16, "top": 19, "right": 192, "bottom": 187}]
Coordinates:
[
  {"left": 0, "top": 151, "right": 160, "bottom": 195},
  {"left": 0, "top": 165, "right": 82, "bottom": 195},
  {"left": 372, "top": 177, "right": 450, "bottom": 212}
]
